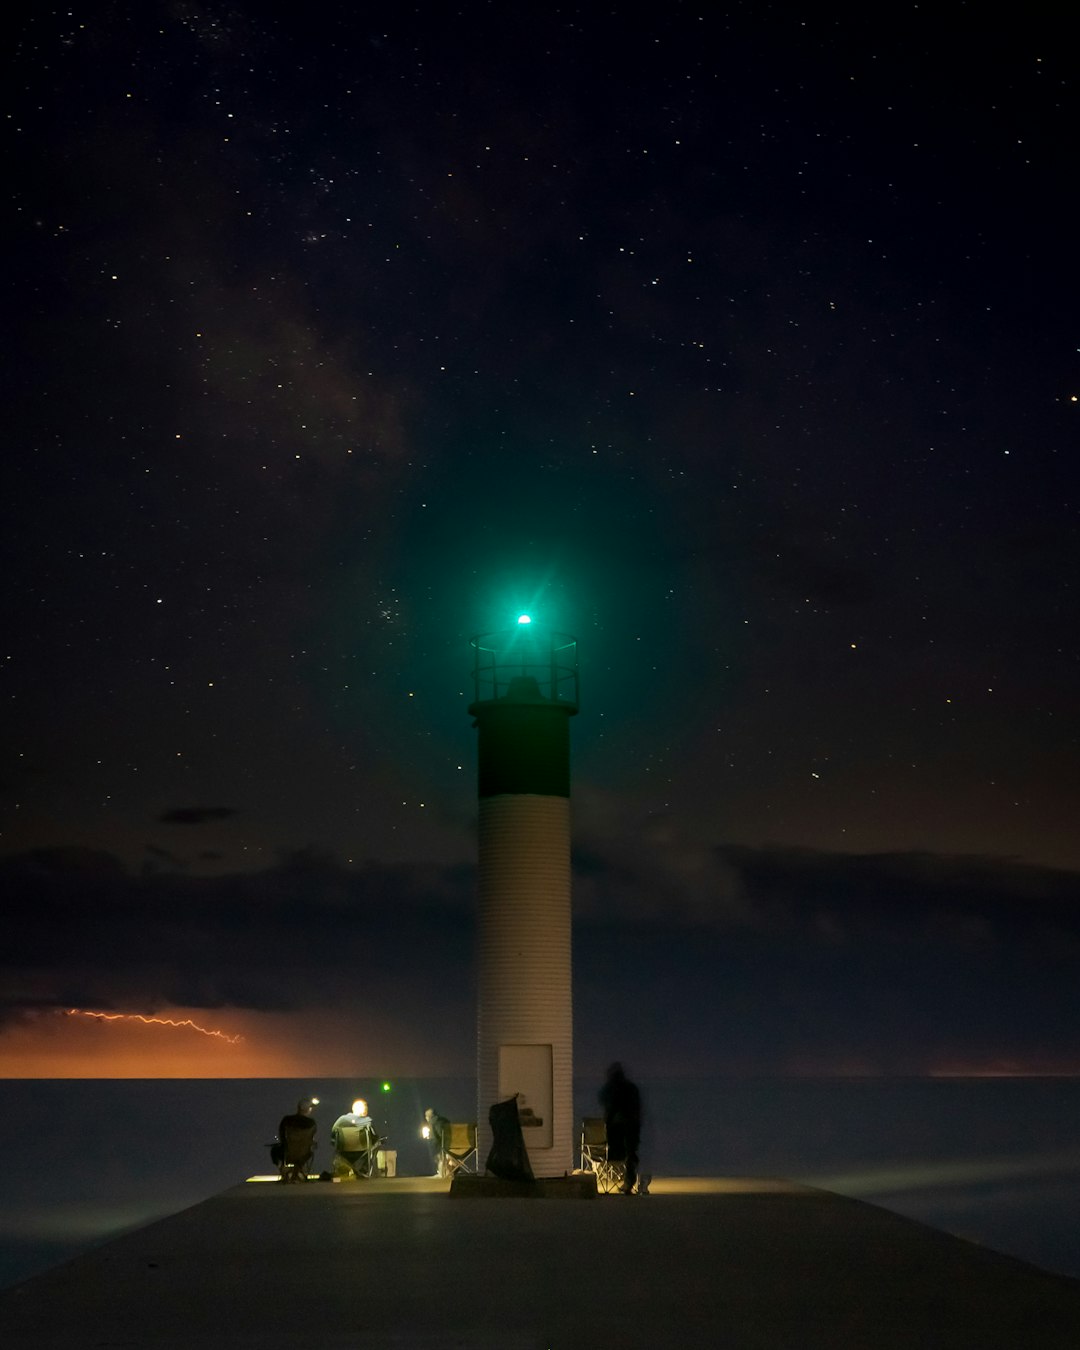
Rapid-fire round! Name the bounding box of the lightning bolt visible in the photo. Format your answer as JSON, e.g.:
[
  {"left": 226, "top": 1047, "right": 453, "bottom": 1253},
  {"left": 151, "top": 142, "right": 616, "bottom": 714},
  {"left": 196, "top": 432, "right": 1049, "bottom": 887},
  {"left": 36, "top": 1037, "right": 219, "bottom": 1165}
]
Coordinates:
[{"left": 65, "top": 1009, "right": 244, "bottom": 1045}]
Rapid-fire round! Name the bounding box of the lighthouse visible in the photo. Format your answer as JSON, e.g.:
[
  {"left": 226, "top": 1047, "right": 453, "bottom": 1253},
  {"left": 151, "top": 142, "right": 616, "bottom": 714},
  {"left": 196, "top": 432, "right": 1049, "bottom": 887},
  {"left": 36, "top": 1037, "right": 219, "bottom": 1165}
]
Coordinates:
[{"left": 469, "top": 617, "right": 578, "bottom": 1177}]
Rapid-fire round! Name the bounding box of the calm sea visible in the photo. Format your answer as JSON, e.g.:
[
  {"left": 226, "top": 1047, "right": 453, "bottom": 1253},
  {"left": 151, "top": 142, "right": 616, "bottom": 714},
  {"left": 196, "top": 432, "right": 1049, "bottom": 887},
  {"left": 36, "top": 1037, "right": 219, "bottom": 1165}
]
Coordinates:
[{"left": 1, "top": 1076, "right": 1078, "bottom": 1288}]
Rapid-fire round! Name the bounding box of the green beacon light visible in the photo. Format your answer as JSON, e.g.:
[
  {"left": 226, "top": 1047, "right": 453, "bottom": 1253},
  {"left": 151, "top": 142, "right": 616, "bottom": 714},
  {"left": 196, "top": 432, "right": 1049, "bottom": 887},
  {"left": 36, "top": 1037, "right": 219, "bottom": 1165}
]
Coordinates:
[
  {"left": 517, "top": 614, "right": 532, "bottom": 625},
  {"left": 381, "top": 1081, "right": 392, "bottom": 1093}
]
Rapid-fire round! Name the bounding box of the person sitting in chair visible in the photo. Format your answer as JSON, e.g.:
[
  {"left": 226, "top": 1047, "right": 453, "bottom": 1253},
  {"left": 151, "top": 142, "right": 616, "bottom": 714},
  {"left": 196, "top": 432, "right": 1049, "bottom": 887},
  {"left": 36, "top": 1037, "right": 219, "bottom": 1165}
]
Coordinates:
[
  {"left": 331, "top": 1098, "right": 380, "bottom": 1178},
  {"left": 274, "top": 1097, "right": 318, "bottom": 1182},
  {"left": 422, "top": 1107, "right": 451, "bottom": 1176}
]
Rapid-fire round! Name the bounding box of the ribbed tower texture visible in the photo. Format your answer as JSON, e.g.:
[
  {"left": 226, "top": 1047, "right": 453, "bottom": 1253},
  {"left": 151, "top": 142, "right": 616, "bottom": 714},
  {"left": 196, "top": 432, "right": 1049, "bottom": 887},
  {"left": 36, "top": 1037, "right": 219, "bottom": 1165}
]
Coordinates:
[{"left": 469, "top": 629, "right": 578, "bottom": 1178}]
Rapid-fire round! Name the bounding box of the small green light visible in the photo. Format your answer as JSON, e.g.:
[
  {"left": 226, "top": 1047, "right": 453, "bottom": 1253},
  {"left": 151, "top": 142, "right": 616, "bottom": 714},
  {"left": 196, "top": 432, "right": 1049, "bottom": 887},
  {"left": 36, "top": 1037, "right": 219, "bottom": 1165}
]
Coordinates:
[
  {"left": 381, "top": 1081, "right": 392, "bottom": 1093},
  {"left": 517, "top": 614, "right": 532, "bottom": 625}
]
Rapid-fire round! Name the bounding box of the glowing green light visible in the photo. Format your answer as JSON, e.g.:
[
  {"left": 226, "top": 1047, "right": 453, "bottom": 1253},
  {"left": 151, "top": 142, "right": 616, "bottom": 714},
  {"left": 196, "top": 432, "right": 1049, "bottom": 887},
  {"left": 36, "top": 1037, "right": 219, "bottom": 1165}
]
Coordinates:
[
  {"left": 381, "top": 1081, "right": 392, "bottom": 1093},
  {"left": 517, "top": 614, "right": 532, "bottom": 625}
]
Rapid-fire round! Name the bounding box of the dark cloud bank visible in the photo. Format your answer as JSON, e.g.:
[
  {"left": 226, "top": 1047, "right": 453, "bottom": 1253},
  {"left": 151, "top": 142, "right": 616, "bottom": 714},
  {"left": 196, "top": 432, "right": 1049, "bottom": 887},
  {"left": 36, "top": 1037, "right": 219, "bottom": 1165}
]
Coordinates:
[
  {"left": 158, "top": 807, "right": 238, "bottom": 825},
  {"left": 4, "top": 841, "right": 1077, "bottom": 1075}
]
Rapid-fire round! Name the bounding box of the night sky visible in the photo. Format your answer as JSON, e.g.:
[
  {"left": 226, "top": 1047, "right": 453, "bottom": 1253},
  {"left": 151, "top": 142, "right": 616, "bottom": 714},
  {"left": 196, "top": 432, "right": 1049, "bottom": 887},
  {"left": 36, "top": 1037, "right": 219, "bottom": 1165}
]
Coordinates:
[{"left": 4, "top": 2, "right": 1078, "bottom": 1079}]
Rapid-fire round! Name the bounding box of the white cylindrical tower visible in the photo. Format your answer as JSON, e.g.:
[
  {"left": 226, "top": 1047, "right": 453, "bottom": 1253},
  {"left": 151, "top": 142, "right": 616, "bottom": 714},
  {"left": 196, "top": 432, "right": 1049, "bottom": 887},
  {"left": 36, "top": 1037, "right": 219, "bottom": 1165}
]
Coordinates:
[{"left": 469, "top": 622, "right": 578, "bottom": 1177}]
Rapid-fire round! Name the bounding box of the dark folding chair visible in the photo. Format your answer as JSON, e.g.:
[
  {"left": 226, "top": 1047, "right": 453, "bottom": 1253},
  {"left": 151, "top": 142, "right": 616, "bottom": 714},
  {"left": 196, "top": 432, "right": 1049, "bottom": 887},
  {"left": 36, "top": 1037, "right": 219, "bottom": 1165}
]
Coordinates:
[
  {"left": 334, "top": 1122, "right": 380, "bottom": 1178},
  {"left": 279, "top": 1123, "right": 316, "bottom": 1183}
]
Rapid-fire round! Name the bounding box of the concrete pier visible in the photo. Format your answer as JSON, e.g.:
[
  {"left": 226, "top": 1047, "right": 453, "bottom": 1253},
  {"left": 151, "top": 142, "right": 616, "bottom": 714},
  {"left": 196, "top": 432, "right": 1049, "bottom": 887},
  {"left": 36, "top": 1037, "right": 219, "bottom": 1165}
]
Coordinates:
[{"left": 1, "top": 1176, "right": 1078, "bottom": 1347}]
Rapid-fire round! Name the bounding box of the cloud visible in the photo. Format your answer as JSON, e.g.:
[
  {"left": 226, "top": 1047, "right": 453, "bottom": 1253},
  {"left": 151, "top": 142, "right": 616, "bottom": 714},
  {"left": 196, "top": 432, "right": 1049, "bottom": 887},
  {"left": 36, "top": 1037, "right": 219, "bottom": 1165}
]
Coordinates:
[
  {"left": 572, "top": 787, "right": 749, "bottom": 927},
  {"left": 567, "top": 796, "right": 1080, "bottom": 953},
  {"left": 0, "top": 846, "right": 473, "bottom": 1025},
  {"left": 717, "top": 843, "right": 1080, "bottom": 950},
  {"left": 158, "top": 807, "right": 238, "bottom": 825},
  {"left": 755, "top": 541, "right": 879, "bottom": 606},
  {"left": 3, "top": 839, "right": 1078, "bottom": 1076},
  {"left": 742, "top": 517, "right": 883, "bottom": 608},
  {"left": 567, "top": 824, "right": 1080, "bottom": 1073}
]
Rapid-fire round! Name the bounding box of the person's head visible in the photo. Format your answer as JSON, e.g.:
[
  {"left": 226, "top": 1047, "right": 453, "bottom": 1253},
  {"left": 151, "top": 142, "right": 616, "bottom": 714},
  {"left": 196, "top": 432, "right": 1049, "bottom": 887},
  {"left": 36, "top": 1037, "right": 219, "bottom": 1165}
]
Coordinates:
[
  {"left": 606, "top": 1062, "right": 625, "bottom": 1084},
  {"left": 424, "top": 1108, "right": 434, "bottom": 1123},
  {"left": 352, "top": 1098, "right": 368, "bottom": 1117},
  {"left": 298, "top": 1098, "right": 317, "bottom": 1116}
]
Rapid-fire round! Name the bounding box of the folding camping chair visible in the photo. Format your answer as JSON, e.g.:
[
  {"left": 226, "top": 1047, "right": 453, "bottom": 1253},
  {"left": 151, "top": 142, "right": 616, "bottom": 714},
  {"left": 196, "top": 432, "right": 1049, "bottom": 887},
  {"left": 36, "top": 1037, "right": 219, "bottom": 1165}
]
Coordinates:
[
  {"left": 580, "top": 1117, "right": 624, "bottom": 1194},
  {"left": 279, "top": 1123, "right": 316, "bottom": 1183},
  {"left": 334, "top": 1122, "right": 381, "bottom": 1178},
  {"left": 441, "top": 1121, "right": 478, "bottom": 1177}
]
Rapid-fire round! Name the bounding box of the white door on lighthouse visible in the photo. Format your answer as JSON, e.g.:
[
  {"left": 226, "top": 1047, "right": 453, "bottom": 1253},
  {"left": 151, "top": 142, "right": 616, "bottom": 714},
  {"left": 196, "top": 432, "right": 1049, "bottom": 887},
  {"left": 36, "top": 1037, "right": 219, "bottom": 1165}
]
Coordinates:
[{"left": 499, "top": 1043, "right": 554, "bottom": 1151}]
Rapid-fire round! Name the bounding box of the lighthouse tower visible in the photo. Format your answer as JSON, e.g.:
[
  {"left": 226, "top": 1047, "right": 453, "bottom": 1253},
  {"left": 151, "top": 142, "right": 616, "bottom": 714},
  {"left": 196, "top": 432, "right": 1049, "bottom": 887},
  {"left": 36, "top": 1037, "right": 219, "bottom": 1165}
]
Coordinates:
[{"left": 468, "top": 618, "right": 579, "bottom": 1177}]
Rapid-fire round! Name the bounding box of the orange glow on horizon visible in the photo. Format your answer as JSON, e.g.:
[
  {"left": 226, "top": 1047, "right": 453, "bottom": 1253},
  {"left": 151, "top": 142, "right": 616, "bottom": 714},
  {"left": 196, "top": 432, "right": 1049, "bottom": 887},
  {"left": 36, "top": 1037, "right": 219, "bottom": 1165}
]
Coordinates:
[
  {"left": 926, "top": 1060, "right": 1080, "bottom": 1079},
  {"left": 784, "top": 1052, "right": 1080, "bottom": 1080},
  {"left": 0, "top": 1005, "right": 465, "bottom": 1079}
]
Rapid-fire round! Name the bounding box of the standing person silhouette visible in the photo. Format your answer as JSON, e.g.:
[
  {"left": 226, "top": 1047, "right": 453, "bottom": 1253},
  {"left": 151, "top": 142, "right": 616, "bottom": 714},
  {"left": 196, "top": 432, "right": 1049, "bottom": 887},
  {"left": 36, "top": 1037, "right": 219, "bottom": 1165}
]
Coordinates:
[{"left": 599, "top": 1062, "right": 642, "bottom": 1194}]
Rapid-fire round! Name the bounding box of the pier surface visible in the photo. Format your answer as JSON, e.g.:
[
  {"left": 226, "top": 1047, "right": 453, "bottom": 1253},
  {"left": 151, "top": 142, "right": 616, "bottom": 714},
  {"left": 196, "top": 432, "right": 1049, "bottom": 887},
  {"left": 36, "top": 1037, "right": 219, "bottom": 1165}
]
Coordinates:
[{"left": 2, "top": 1175, "right": 1078, "bottom": 1348}]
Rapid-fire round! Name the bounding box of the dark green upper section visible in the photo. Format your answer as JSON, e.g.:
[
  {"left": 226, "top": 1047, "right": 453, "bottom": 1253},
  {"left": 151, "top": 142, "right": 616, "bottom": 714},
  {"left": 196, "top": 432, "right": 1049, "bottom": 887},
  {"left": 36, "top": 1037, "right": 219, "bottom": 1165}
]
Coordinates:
[{"left": 469, "top": 676, "right": 576, "bottom": 798}]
